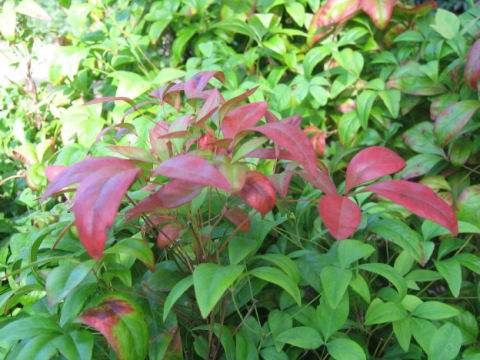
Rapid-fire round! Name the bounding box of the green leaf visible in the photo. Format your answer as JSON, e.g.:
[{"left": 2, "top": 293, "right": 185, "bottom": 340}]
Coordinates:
[
  {"left": 194, "top": 264, "right": 244, "bottom": 318},
  {"left": 365, "top": 298, "right": 407, "bottom": 325},
  {"left": 269, "top": 310, "right": 293, "bottom": 351},
  {"left": 171, "top": 26, "right": 198, "bottom": 67},
  {"left": 327, "top": 338, "right": 366, "bottom": 360},
  {"left": 79, "top": 295, "right": 148, "bottom": 360},
  {"left": 320, "top": 266, "right": 352, "bottom": 308},
  {"left": 60, "top": 283, "right": 97, "bottom": 326},
  {"left": 0, "top": 316, "right": 62, "bottom": 341},
  {"left": 255, "top": 254, "right": 300, "bottom": 283},
  {"left": 53, "top": 331, "right": 94, "bottom": 360},
  {"left": 349, "top": 273, "right": 370, "bottom": 303},
  {"left": 356, "top": 90, "right": 377, "bottom": 129},
  {"left": 109, "top": 71, "right": 151, "bottom": 99},
  {"left": 250, "top": 266, "right": 301, "bottom": 305},
  {"left": 393, "top": 318, "right": 412, "bottom": 352},
  {"left": 412, "top": 301, "right": 460, "bottom": 320},
  {"left": 317, "top": 292, "right": 349, "bottom": 340},
  {"left": 0, "top": 1, "right": 16, "bottom": 41},
  {"left": 397, "top": 154, "right": 443, "bottom": 180},
  {"left": 105, "top": 237, "right": 155, "bottom": 271},
  {"left": 46, "top": 260, "right": 95, "bottom": 305},
  {"left": 276, "top": 327, "right": 323, "bottom": 349},
  {"left": 337, "top": 240, "right": 375, "bottom": 268},
  {"left": 264, "top": 37, "right": 287, "bottom": 56},
  {"left": 378, "top": 88, "right": 400, "bottom": 118},
  {"left": 285, "top": 2, "right": 305, "bottom": 27},
  {"left": 359, "top": 263, "right": 407, "bottom": 299},
  {"left": 163, "top": 275, "right": 193, "bottom": 321},
  {"left": 435, "top": 259, "right": 461, "bottom": 297},
  {"left": 452, "top": 310, "right": 479, "bottom": 345},
  {"left": 16, "top": 334, "right": 59, "bottom": 360},
  {"left": 430, "top": 9, "right": 460, "bottom": 40},
  {"left": 428, "top": 323, "right": 462, "bottom": 360},
  {"left": 333, "top": 49, "right": 364, "bottom": 77},
  {"left": 303, "top": 47, "right": 330, "bottom": 78},
  {"left": 411, "top": 318, "right": 436, "bottom": 353},
  {"left": 153, "top": 68, "right": 185, "bottom": 85},
  {"left": 235, "top": 329, "right": 258, "bottom": 359}
]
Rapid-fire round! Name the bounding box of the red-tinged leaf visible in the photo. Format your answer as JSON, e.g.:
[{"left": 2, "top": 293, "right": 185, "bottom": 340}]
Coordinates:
[
  {"left": 218, "top": 87, "right": 259, "bottom": 121},
  {"left": 360, "top": 180, "right": 458, "bottom": 235},
  {"left": 394, "top": 1, "right": 437, "bottom": 16},
  {"left": 318, "top": 194, "right": 362, "bottom": 240},
  {"left": 73, "top": 167, "right": 140, "bottom": 259},
  {"left": 298, "top": 170, "right": 338, "bottom": 195},
  {"left": 304, "top": 126, "right": 326, "bottom": 158},
  {"left": 344, "top": 146, "right": 406, "bottom": 194},
  {"left": 218, "top": 163, "right": 247, "bottom": 193},
  {"left": 281, "top": 115, "right": 302, "bottom": 127},
  {"left": 251, "top": 122, "right": 320, "bottom": 179},
  {"left": 196, "top": 88, "right": 222, "bottom": 124},
  {"left": 45, "top": 165, "right": 66, "bottom": 181},
  {"left": 465, "top": 39, "right": 480, "bottom": 92},
  {"left": 184, "top": 71, "right": 225, "bottom": 98},
  {"left": 170, "top": 114, "right": 193, "bottom": 133},
  {"left": 222, "top": 102, "right": 268, "bottom": 139},
  {"left": 160, "top": 130, "right": 192, "bottom": 139},
  {"left": 239, "top": 171, "right": 276, "bottom": 216},
  {"left": 85, "top": 96, "right": 136, "bottom": 107},
  {"left": 310, "top": 0, "right": 361, "bottom": 44},
  {"left": 265, "top": 110, "right": 279, "bottom": 123},
  {"left": 96, "top": 123, "right": 138, "bottom": 142},
  {"left": 243, "top": 148, "right": 297, "bottom": 161},
  {"left": 223, "top": 206, "right": 251, "bottom": 233},
  {"left": 79, "top": 295, "right": 148, "bottom": 360},
  {"left": 153, "top": 155, "right": 231, "bottom": 191},
  {"left": 157, "top": 223, "right": 182, "bottom": 248},
  {"left": 150, "top": 82, "right": 182, "bottom": 110},
  {"left": 434, "top": 101, "right": 480, "bottom": 146},
  {"left": 269, "top": 171, "right": 294, "bottom": 197},
  {"left": 360, "top": 0, "right": 397, "bottom": 29},
  {"left": 107, "top": 146, "right": 156, "bottom": 163},
  {"left": 126, "top": 180, "right": 203, "bottom": 219},
  {"left": 122, "top": 101, "right": 157, "bottom": 122}
]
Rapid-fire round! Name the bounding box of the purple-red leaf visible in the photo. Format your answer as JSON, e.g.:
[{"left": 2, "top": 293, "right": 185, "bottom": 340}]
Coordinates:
[
  {"left": 360, "top": 180, "right": 458, "bottom": 235},
  {"left": 126, "top": 179, "right": 203, "bottom": 219},
  {"left": 239, "top": 171, "right": 276, "bottom": 216},
  {"left": 219, "top": 87, "right": 259, "bottom": 121},
  {"left": 45, "top": 165, "right": 66, "bottom": 181},
  {"left": 269, "top": 171, "right": 294, "bottom": 197},
  {"left": 251, "top": 122, "right": 319, "bottom": 179},
  {"left": 79, "top": 296, "right": 148, "bottom": 360},
  {"left": 318, "top": 194, "right": 362, "bottom": 240},
  {"left": 465, "top": 39, "right": 480, "bottom": 92},
  {"left": 434, "top": 101, "right": 480, "bottom": 146},
  {"left": 42, "top": 157, "right": 140, "bottom": 259},
  {"left": 345, "top": 146, "right": 406, "bottom": 194},
  {"left": 184, "top": 71, "right": 225, "bottom": 99},
  {"left": 157, "top": 223, "right": 182, "bottom": 248},
  {"left": 360, "top": 0, "right": 397, "bottom": 29},
  {"left": 106, "top": 146, "right": 156, "bottom": 163},
  {"left": 223, "top": 206, "right": 251, "bottom": 233},
  {"left": 152, "top": 154, "right": 231, "bottom": 191},
  {"left": 298, "top": 170, "right": 338, "bottom": 195},
  {"left": 221, "top": 102, "right": 268, "bottom": 139},
  {"left": 243, "top": 148, "right": 297, "bottom": 161}
]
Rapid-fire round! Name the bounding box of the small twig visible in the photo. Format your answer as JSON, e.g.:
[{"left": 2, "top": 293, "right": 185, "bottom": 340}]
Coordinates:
[{"left": 0, "top": 174, "right": 25, "bottom": 187}]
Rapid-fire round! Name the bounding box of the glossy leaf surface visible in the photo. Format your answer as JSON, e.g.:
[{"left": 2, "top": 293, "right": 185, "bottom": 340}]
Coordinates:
[{"left": 360, "top": 0, "right": 397, "bottom": 29}]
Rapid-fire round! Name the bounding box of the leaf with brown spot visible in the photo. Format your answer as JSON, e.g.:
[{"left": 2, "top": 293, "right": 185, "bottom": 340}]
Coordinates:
[{"left": 79, "top": 295, "right": 148, "bottom": 360}]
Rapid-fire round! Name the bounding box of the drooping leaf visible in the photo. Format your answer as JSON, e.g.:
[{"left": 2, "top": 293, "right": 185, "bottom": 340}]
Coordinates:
[
  {"left": 250, "top": 266, "right": 301, "bottom": 305},
  {"left": 79, "top": 295, "right": 148, "bottom": 360},
  {"left": 238, "top": 171, "right": 276, "bottom": 216},
  {"left": 360, "top": 0, "right": 397, "bottom": 29},
  {"left": 465, "top": 39, "right": 480, "bottom": 92},
  {"left": 276, "top": 327, "right": 323, "bottom": 350},
  {"left": 320, "top": 266, "right": 352, "bottom": 308},
  {"left": 223, "top": 206, "right": 251, "bottom": 233},
  {"left": 42, "top": 157, "right": 141, "bottom": 259},
  {"left": 126, "top": 180, "right": 203, "bottom": 219},
  {"left": 359, "top": 263, "right": 407, "bottom": 299},
  {"left": 153, "top": 154, "right": 231, "bottom": 191},
  {"left": 184, "top": 71, "right": 225, "bottom": 99},
  {"left": 163, "top": 275, "right": 193, "bottom": 321},
  {"left": 361, "top": 180, "right": 458, "bottom": 235},
  {"left": 221, "top": 102, "right": 268, "bottom": 139},
  {"left": 193, "top": 264, "right": 244, "bottom": 318},
  {"left": 218, "top": 87, "right": 259, "bottom": 121},
  {"left": 318, "top": 194, "right": 362, "bottom": 240},
  {"left": 345, "top": 146, "right": 406, "bottom": 194},
  {"left": 434, "top": 101, "right": 480, "bottom": 146},
  {"left": 157, "top": 223, "right": 182, "bottom": 248}
]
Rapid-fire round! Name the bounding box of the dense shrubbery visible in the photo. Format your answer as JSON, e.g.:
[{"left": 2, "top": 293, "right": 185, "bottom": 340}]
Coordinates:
[{"left": 0, "top": 0, "right": 479, "bottom": 359}]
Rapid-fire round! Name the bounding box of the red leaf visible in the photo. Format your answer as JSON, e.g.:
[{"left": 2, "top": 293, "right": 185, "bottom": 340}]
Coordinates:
[
  {"left": 318, "top": 195, "right": 362, "bottom": 240},
  {"left": 184, "top": 71, "right": 225, "bottom": 98},
  {"left": 196, "top": 88, "right": 222, "bottom": 124},
  {"left": 298, "top": 170, "right": 338, "bottom": 195},
  {"left": 360, "top": 0, "right": 397, "bottom": 29},
  {"left": 126, "top": 179, "right": 203, "bottom": 219},
  {"left": 310, "top": 0, "right": 361, "bottom": 44},
  {"left": 344, "top": 146, "right": 406, "bottom": 194},
  {"left": 149, "top": 82, "right": 182, "bottom": 110},
  {"left": 42, "top": 157, "right": 140, "bottom": 259},
  {"left": 360, "top": 180, "right": 458, "bottom": 235},
  {"left": 281, "top": 115, "right": 302, "bottom": 127},
  {"left": 223, "top": 206, "right": 251, "bottom": 233},
  {"left": 251, "top": 122, "right": 320, "bottom": 180},
  {"left": 269, "top": 171, "right": 294, "bottom": 197},
  {"left": 218, "top": 87, "right": 259, "bottom": 121},
  {"left": 239, "top": 172, "right": 276, "bottom": 216},
  {"left": 45, "top": 165, "right": 66, "bottom": 181},
  {"left": 465, "top": 39, "right": 480, "bottom": 92},
  {"left": 221, "top": 102, "right": 268, "bottom": 139},
  {"left": 106, "top": 146, "right": 156, "bottom": 162},
  {"left": 243, "top": 148, "right": 297, "bottom": 161},
  {"left": 157, "top": 223, "right": 182, "bottom": 248},
  {"left": 265, "top": 111, "right": 279, "bottom": 123},
  {"left": 152, "top": 154, "right": 231, "bottom": 191}
]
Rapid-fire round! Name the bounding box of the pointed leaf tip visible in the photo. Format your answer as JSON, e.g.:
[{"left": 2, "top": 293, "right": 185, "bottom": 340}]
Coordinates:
[{"left": 318, "top": 194, "right": 362, "bottom": 240}]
